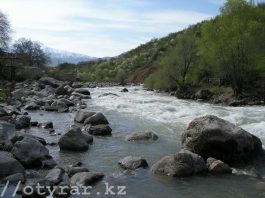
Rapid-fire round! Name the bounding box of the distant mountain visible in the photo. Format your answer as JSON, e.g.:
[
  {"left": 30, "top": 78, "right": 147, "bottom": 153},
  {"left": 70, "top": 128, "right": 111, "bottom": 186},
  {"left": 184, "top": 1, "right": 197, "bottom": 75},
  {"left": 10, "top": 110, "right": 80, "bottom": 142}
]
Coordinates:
[{"left": 43, "top": 47, "right": 97, "bottom": 66}]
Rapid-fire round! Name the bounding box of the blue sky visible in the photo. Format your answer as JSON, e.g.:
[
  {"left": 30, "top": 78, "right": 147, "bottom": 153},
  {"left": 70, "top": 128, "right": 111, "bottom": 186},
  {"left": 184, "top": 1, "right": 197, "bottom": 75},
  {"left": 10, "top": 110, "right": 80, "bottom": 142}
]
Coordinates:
[{"left": 0, "top": 0, "right": 263, "bottom": 57}]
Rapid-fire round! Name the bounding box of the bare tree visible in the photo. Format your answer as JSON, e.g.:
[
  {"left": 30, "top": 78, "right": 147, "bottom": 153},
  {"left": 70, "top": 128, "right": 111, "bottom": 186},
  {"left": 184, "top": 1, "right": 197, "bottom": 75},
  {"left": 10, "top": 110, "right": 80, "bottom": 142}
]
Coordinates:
[
  {"left": 0, "top": 11, "right": 11, "bottom": 50},
  {"left": 12, "top": 38, "right": 50, "bottom": 67}
]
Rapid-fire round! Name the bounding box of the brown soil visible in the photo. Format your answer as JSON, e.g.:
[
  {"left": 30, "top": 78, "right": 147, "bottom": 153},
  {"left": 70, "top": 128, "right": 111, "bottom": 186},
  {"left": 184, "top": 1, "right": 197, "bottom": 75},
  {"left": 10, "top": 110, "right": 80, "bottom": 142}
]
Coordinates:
[{"left": 126, "top": 65, "right": 157, "bottom": 84}]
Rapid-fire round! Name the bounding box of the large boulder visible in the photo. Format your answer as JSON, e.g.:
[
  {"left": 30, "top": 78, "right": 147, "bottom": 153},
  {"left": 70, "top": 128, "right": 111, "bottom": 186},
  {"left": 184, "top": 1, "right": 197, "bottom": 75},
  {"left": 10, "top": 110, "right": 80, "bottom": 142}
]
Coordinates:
[
  {"left": 39, "top": 77, "right": 62, "bottom": 88},
  {"left": 70, "top": 172, "right": 104, "bottom": 186},
  {"left": 15, "top": 116, "right": 31, "bottom": 129},
  {"left": 59, "top": 127, "right": 93, "bottom": 151},
  {"left": 118, "top": 156, "right": 148, "bottom": 170},
  {"left": 74, "top": 111, "right": 95, "bottom": 123},
  {"left": 181, "top": 115, "right": 263, "bottom": 165},
  {"left": 84, "top": 124, "right": 112, "bottom": 136},
  {"left": 0, "top": 152, "right": 25, "bottom": 178},
  {"left": 151, "top": 150, "right": 207, "bottom": 177},
  {"left": 126, "top": 132, "right": 158, "bottom": 141},
  {"left": 12, "top": 137, "right": 50, "bottom": 167},
  {"left": 0, "top": 121, "right": 16, "bottom": 143},
  {"left": 84, "top": 112, "right": 109, "bottom": 125}
]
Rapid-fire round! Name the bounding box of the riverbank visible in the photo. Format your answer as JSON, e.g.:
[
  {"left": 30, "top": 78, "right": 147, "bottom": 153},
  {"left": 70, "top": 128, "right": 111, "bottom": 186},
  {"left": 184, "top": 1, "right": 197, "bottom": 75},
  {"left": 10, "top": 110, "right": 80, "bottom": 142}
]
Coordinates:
[{"left": 0, "top": 78, "right": 265, "bottom": 197}]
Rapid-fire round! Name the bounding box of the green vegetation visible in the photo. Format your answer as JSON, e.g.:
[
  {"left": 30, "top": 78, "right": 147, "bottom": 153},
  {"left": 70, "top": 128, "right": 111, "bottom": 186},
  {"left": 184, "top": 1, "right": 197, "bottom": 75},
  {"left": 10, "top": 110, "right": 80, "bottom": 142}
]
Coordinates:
[
  {"left": 145, "top": 0, "right": 265, "bottom": 96},
  {"left": 65, "top": 0, "right": 264, "bottom": 98},
  {"left": 0, "top": 89, "right": 9, "bottom": 99}
]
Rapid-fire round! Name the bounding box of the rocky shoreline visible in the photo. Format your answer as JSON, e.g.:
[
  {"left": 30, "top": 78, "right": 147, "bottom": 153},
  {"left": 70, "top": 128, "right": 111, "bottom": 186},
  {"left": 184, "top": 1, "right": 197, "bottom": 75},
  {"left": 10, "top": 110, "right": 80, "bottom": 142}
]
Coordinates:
[{"left": 0, "top": 77, "right": 265, "bottom": 197}]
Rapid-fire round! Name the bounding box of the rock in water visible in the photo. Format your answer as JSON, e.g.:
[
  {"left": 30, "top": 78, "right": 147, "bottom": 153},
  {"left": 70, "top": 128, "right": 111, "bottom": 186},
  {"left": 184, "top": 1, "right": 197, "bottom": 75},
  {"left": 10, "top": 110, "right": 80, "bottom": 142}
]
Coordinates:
[
  {"left": 84, "top": 124, "right": 112, "bottom": 136},
  {"left": 181, "top": 115, "right": 263, "bottom": 165},
  {"left": 151, "top": 150, "right": 207, "bottom": 177},
  {"left": 74, "top": 88, "right": 90, "bottom": 96},
  {"left": 74, "top": 110, "right": 95, "bottom": 123},
  {"left": 126, "top": 131, "right": 158, "bottom": 141},
  {"left": 12, "top": 137, "right": 50, "bottom": 167},
  {"left": 121, "top": 88, "right": 129, "bottom": 92},
  {"left": 15, "top": 116, "right": 31, "bottom": 129},
  {"left": 45, "top": 167, "right": 65, "bottom": 185},
  {"left": 84, "top": 112, "right": 109, "bottom": 125},
  {"left": 59, "top": 127, "right": 93, "bottom": 151},
  {"left": 0, "top": 152, "right": 25, "bottom": 178},
  {"left": 0, "top": 121, "right": 16, "bottom": 143},
  {"left": 206, "top": 157, "right": 232, "bottom": 174},
  {"left": 118, "top": 156, "right": 148, "bottom": 170},
  {"left": 70, "top": 172, "right": 104, "bottom": 186}
]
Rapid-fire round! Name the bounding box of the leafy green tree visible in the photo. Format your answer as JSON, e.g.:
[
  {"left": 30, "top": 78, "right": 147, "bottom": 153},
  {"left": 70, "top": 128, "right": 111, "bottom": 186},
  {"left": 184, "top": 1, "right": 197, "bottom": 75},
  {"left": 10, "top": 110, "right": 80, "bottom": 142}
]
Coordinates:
[
  {"left": 200, "top": 0, "right": 265, "bottom": 95},
  {"left": 146, "top": 28, "right": 198, "bottom": 90}
]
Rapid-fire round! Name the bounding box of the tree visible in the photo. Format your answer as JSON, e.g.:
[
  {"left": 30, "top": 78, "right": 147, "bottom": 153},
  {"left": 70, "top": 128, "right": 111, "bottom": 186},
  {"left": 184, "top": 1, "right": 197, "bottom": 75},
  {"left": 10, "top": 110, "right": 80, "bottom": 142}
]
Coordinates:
[
  {"left": 0, "top": 11, "right": 11, "bottom": 50},
  {"left": 200, "top": 0, "right": 265, "bottom": 95},
  {"left": 12, "top": 38, "right": 50, "bottom": 67},
  {"left": 150, "top": 28, "right": 198, "bottom": 90}
]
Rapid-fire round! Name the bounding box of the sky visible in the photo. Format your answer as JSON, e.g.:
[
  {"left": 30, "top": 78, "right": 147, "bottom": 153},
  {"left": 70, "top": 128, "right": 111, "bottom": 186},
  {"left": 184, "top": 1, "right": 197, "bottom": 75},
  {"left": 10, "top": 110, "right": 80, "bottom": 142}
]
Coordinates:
[{"left": 0, "top": 0, "right": 260, "bottom": 57}]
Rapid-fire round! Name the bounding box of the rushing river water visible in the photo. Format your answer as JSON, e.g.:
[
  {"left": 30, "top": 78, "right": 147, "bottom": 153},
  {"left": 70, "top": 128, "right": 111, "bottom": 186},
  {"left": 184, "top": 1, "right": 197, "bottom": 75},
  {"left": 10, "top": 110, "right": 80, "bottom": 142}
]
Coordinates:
[{"left": 4, "top": 86, "right": 265, "bottom": 198}]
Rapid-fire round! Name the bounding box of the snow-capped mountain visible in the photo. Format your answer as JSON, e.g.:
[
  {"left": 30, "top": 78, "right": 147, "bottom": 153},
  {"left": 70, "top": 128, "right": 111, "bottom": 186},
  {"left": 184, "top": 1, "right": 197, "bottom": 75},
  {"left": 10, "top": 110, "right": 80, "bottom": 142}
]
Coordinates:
[{"left": 43, "top": 47, "right": 97, "bottom": 66}]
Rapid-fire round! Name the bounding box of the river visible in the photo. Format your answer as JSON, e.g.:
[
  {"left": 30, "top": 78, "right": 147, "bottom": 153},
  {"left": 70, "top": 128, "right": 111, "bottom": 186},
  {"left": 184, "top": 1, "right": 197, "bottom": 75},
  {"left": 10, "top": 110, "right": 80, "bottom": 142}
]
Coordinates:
[{"left": 11, "top": 86, "right": 265, "bottom": 197}]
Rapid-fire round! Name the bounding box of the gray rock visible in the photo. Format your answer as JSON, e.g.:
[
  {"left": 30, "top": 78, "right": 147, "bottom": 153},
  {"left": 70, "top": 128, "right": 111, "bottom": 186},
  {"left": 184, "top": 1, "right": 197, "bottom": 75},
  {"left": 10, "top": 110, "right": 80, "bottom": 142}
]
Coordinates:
[
  {"left": 126, "top": 132, "right": 158, "bottom": 141},
  {"left": 121, "top": 88, "right": 129, "bottom": 92},
  {"left": 74, "top": 110, "right": 95, "bottom": 123},
  {"left": 0, "top": 121, "right": 16, "bottom": 143},
  {"left": 3, "top": 173, "right": 25, "bottom": 183},
  {"left": 42, "top": 159, "right": 57, "bottom": 169},
  {"left": 118, "top": 156, "right": 148, "bottom": 170},
  {"left": 181, "top": 115, "right": 263, "bottom": 165},
  {"left": 15, "top": 116, "right": 31, "bottom": 129},
  {"left": 70, "top": 172, "right": 104, "bottom": 186},
  {"left": 24, "top": 102, "right": 40, "bottom": 110},
  {"left": 0, "top": 106, "right": 7, "bottom": 117},
  {"left": 74, "top": 88, "right": 90, "bottom": 96},
  {"left": 12, "top": 132, "right": 47, "bottom": 145},
  {"left": 51, "top": 100, "right": 68, "bottom": 113},
  {"left": 3, "top": 105, "right": 21, "bottom": 115},
  {"left": 40, "top": 85, "right": 56, "bottom": 96},
  {"left": 207, "top": 157, "right": 232, "bottom": 174},
  {"left": 195, "top": 89, "right": 213, "bottom": 100},
  {"left": 84, "top": 112, "right": 109, "bottom": 125},
  {"left": 84, "top": 124, "right": 112, "bottom": 136},
  {"left": 55, "top": 85, "right": 69, "bottom": 95},
  {"left": 45, "top": 167, "right": 65, "bottom": 185},
  {"left": 71, "top": 92, "right": 91, "bottom": 99},
  {"left": 58, "top": 98, "right": 74, "bottom": 107},
  {"left": 12, "top": 89, "right": 25, "bottom": 100},
  {"left": 0, "top": 152, "right": 25, "bottom": 178},
  {"left": 151, "top": 150, "right": 207, "bottom": 177},
  {"left": 98, "top": 93, "right": 119, "bottom": 98},
  {"left": 12, "top": 137, "right": 50, "bottom": 167},
  {"left": 66, "top": 166, "right": 89, "bottom": 177},
  {"left": 59, "top": 127, "right": 93, "bottom": 151},
  {"left": 39, "top": 121, "right": 53, "bottom": 129},
  {"left": 39, "top": 77, "right": 62, "bottom": 88}
]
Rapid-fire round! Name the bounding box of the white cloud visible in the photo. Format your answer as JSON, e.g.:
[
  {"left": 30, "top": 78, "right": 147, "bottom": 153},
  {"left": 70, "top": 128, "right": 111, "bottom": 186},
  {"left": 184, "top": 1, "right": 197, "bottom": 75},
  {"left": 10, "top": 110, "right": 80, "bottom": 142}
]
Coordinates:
[{"left": 0, "top": 0, "right": 213, "bottom": 57}]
